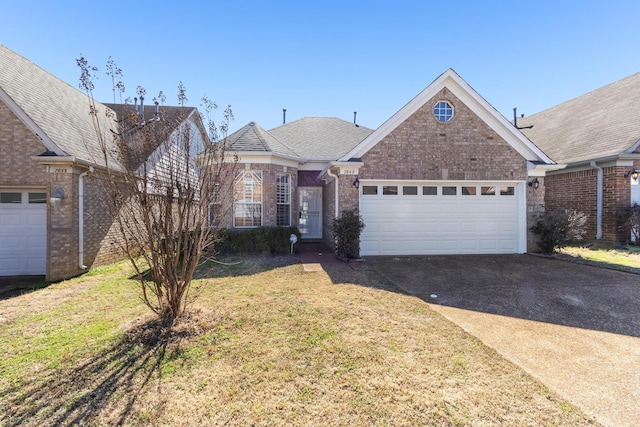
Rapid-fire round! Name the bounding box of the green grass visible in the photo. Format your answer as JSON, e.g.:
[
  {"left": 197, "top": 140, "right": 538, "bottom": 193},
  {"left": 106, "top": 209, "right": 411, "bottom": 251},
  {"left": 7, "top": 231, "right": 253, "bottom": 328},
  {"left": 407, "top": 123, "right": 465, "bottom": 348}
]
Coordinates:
[{"left": 561, "top": 245, "right": 640, "bottom": 272}]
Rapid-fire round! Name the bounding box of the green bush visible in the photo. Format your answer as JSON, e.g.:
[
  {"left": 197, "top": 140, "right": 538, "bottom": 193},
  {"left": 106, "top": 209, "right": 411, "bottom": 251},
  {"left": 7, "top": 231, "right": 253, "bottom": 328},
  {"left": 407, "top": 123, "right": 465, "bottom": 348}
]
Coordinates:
[
  {"left": 215, "top": 227, "right": 301, "bottom": 255},
  {"left": 530, "top": 208, "right": 588, "bottom": 255},
  {"left": 332, "top": 209, "right": 365, "bottom": 259}
]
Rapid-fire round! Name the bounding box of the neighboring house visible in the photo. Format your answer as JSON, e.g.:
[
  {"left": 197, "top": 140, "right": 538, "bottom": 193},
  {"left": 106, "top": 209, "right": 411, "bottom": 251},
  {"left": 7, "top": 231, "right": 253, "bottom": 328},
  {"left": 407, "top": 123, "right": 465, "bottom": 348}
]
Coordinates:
[
  {"left": 0, "top": 44, "right": 206, "bottom": 281},
  {"left": 518, "top": 73, "right": 640, "bottom": 243},
  {"left": 223, "top": 69, "right": 560, "bottom": 255}
]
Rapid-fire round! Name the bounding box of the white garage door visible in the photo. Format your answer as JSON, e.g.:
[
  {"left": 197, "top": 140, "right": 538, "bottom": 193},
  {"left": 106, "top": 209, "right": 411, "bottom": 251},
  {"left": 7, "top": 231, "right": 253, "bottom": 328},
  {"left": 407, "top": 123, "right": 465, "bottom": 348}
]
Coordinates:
[
  {"left": 0, "top": 190, "right": 47, "bottom": 275},
  {"left": 359, "top": 181, "right": 525, "bottom": 256}
]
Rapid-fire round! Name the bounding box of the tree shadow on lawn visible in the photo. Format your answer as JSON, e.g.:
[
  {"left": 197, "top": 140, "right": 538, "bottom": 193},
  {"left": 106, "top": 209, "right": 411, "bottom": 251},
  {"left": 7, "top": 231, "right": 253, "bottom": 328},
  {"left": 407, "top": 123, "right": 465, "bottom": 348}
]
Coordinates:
[{"left": 0, "top": 317, "right": 183, "bottom": 426}]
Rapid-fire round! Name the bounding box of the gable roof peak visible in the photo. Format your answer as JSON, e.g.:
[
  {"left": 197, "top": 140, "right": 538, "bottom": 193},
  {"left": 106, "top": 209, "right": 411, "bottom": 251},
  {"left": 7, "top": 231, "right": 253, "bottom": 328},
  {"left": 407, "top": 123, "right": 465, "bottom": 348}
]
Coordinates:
[{"left": 340, "top": 69, "right": 554, "bottom": 164}]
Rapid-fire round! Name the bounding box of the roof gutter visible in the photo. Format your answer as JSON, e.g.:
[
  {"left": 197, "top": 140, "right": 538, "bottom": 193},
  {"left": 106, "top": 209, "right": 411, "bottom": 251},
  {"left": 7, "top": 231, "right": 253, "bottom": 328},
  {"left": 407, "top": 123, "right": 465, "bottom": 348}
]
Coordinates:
[
  {"left": 548, "top": 153, "right": 640, "bottom": 173},
  {"left": 590, "top": 161, "right": 603, "bottom": 239}
]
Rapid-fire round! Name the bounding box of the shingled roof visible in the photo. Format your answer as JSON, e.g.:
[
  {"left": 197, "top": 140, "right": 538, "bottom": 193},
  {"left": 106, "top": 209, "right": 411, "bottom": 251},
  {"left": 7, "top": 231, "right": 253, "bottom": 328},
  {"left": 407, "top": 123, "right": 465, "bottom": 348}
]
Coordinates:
[
  {"left": 269, "top": 117, "right": 373, "bottom": 160},
  {"left": 226, "top": 122, "right": 299, "bottom": 158},
  {"left": 226, "top": 117, "right": 373, "bottom": 161},
  {"left": 518, "top": 73, "right": 640, "bottom": 164},
  {"left": 0, "top": 44, "right": 116, "bottom": 168}
]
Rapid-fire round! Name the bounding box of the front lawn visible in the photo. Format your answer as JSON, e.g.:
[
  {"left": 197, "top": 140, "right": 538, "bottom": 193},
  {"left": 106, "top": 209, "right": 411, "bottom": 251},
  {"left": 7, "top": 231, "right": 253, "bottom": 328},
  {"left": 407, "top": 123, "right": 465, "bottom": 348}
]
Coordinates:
[
  {"left": 0, "top": 256, "right": 599, "bottom": 426},
  {"left": 559, "top": 245, "right": 640, "bottom": 273}
]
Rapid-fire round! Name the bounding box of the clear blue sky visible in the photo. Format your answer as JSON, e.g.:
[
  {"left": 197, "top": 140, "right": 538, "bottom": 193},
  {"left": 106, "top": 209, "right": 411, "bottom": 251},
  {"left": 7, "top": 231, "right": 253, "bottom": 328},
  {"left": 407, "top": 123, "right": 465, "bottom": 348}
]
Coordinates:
[{"left": 2, "top": 1, "right": 640, "bottom": 133}]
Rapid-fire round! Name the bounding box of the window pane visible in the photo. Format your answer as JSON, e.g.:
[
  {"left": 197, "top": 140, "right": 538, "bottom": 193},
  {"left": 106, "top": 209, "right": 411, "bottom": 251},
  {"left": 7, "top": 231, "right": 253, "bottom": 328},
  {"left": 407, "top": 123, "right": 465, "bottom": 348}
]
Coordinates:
[
  {"left": 403, "top": 186, "right": 418, "bottom": 195},
  {"left": 0, "top": 192, "right": 21, "bottom": 203},
  {"left": 362, "top": 186, "right": 377, "bottom": 195},
  {"left": 234, "top": 171, "right": 262, "bottom": 227},
  {"left": 276, "top": 174, "right": 290, "bottom": 204},
  {"left": 462, "top": 186, "right": 476, "bottom": 195},
  {"left": 481, "top": 186, "right": 495, "bottom": 195},
  {"left": 382, "top": 186, "right": 398, "bottom": 195},
  {"left": 29, "top": 192, "right": 47, "bottom": 204},
  {"left": 422, "top": 186, "right": 437, "bottom": 195},
  {"left": 434, "top": 101, "right": 453, "bottom": 122},
  {"left": 234, "top": 203, "right": 262, "bottom": 227},
  {"left": 277, "top": 204, "right": 290, "bottom": 226},
  {"left": 500, "top": 186, "right": 515, "bottom": 195},
  {"left": 442, "top": 186, "right": 457, "bottom": 195}
]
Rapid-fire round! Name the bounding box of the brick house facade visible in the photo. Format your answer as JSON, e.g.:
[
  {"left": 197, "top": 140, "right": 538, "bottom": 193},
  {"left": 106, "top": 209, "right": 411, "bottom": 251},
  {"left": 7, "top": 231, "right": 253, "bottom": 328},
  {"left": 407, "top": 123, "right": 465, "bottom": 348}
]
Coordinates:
[
  {"left": 519, "top": 72, "right": 640, "bottom": 244},
  {"left": 225, "top": 70, "right": 559, "bottom": 255}
]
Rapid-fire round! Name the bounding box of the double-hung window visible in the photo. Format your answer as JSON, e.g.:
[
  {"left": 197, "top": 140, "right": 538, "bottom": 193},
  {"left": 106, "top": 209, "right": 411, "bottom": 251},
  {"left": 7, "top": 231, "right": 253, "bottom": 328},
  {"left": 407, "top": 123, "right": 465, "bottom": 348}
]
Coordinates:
[
  {"left": 276, "top": 173, "right": 291, "bottom": 226},
  {"left": 234, "top": 171, "right": 263, "bottom": 227}
]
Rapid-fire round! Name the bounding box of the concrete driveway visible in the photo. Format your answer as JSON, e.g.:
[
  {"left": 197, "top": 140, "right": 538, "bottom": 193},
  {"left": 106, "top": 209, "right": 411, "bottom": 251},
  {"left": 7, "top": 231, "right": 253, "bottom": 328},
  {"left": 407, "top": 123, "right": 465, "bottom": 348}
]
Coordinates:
[{"left": 366, "top": 254, "right": 640, "bottom": 427}]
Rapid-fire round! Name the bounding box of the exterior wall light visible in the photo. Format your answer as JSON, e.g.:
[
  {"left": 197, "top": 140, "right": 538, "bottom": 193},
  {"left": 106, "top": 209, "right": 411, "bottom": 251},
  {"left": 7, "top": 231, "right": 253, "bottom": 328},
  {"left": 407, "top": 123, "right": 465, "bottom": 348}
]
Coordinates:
[
  {"left": 50, "top": 188, "right": 65, "bottom": 207},
  {"left": 624, "top": 169, "right": 638, "bottom": 180},
  {"left": 352, "top": 177, "right": 360, "bottom": 188},
  {"left": 527, "top": 177, "right": 540, "bottom": 190}
]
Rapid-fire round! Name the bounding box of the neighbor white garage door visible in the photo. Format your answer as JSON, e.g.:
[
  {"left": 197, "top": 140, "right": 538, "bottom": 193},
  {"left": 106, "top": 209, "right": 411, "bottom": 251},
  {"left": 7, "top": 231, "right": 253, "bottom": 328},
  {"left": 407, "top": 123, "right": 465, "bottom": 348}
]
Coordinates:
[
  {"left": 0, "top": 190, "right": 47, "bottom": 275},
  {"left": 359, "top": 181, "right": 525, "bottom": 256}
]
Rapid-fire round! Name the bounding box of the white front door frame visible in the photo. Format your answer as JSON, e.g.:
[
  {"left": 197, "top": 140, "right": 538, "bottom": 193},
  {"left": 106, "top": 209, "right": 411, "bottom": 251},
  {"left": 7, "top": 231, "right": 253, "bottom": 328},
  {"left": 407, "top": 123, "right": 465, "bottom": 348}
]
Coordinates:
[{"left": 298, "top": 187, "right": 322, "bottom": 239}]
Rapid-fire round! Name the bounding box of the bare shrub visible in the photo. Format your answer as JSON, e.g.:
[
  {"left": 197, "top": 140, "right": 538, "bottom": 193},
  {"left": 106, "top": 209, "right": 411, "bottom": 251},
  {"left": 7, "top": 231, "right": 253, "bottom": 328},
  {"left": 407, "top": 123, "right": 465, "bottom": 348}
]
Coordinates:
[
  {"left": 77, "top": 56, "right": 235, "bottom": 321},
  {"left": 618, "top": 204, "right": 640, "bottom": 245},
  {"left": 530, "top": 208, "right": 588, "bottom": 255}
]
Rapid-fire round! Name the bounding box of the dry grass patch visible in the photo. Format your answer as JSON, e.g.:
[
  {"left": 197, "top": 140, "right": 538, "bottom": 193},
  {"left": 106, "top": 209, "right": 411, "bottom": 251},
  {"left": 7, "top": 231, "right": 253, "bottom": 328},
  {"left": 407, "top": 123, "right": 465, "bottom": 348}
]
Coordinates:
[{"left": 0, "top": 256, "right": 599, "bottom": 426}]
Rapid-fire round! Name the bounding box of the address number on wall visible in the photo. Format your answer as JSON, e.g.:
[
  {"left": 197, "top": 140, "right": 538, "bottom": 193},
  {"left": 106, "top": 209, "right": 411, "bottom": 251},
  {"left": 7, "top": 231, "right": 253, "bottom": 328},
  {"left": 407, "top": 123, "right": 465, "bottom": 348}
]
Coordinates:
[
  {"left": 341, "top": 169, "right": 358, "bottom": 175},
  {"left": 47, "top": 166, "right": 72, "bottom": 174}
]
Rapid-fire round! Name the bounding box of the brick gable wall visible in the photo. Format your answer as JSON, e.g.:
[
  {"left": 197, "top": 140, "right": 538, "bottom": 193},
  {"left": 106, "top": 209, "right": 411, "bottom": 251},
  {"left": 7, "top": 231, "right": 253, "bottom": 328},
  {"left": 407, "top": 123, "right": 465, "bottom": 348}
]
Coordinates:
[{"left": 358, "top": 89, "right": 527, "bottom": 182}]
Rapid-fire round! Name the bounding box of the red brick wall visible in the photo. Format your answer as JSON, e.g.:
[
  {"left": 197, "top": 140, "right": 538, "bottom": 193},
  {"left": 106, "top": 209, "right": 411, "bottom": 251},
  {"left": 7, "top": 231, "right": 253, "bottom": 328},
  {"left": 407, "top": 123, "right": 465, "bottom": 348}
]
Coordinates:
[
  {"left": 220, "top": 163, "right": 299, "bottom": 228},
  {"left": 545, "top": 166, "right": 632, "bottom": 243},
  {"left": 359, "top": 89, "right": 528, "bottom": 182}
]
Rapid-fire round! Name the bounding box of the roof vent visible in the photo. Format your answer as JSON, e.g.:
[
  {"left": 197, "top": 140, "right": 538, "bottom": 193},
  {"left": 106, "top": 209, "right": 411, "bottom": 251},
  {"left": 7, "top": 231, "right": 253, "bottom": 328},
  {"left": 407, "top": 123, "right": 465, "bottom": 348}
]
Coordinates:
[
  {"left": 354, "top": 111, "right": 359, "bottom": 127},
  {"left": 513, "top": 107, "right": 533, "bottom": 130},
  {"left": 283, "top": 108, "right": 287, "bottom": 124}
]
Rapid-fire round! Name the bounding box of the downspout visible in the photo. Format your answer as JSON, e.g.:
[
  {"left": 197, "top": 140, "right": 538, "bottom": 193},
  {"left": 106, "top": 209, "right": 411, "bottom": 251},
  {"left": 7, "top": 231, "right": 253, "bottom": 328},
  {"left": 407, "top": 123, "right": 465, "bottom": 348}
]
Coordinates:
[
  {"left": 78, "top": 166, "right": 94, "bottom": 269},
  {"left": 590, "top": 161, "right": 603, "bottom": 239},
  {"left": 327, "top": 168, "right": 340, "bottom": 219}
]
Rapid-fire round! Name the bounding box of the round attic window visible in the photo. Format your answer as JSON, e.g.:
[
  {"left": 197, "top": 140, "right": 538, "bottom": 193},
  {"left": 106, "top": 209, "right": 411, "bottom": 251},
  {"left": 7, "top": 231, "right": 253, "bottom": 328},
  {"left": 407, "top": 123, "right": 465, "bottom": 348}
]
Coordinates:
[{"left": 433, "top": 101, "right": 453, "bottom": 122}]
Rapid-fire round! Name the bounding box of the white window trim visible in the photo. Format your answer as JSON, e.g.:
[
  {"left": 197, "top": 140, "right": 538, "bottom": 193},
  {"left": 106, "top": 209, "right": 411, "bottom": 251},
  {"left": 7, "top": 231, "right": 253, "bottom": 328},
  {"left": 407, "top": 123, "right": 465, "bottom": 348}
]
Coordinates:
[
  {"left": 276, "top": 173, "right": 291, "bottom": 226},
  {"left": 233, "top": 170, "right": 263, "bottom": 228}
]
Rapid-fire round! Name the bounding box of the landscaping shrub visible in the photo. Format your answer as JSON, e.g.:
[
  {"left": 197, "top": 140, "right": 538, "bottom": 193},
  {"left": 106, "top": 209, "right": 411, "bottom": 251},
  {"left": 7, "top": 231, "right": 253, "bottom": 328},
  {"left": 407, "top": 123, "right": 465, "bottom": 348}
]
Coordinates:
[
  {"left": 215, "top": 227, "right": 301, "bottom": 254},
  {"left": 618, "top": 203, "right": 640, "bottom": 245},
  {"left": 530, "top": 208, "right": 588, "bottom": 255},
  {"left": 332, "top": 209, "right": 365, "bottom": 259}
]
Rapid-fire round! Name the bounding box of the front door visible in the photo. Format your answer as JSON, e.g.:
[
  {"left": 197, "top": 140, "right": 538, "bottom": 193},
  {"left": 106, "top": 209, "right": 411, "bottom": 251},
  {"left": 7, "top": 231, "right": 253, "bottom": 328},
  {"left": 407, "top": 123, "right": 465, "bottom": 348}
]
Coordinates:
[{"left": 298, "top": 187, "right": 322, "bottom": 239}]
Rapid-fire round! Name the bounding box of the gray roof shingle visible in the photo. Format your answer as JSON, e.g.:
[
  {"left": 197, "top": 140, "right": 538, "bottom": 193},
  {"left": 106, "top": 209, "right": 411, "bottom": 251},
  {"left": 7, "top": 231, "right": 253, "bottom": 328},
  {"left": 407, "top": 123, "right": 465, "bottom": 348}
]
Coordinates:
[
  {"left": 0, "top": 44, "right": 117, "bottom": 167},
  {"left": 269, "top": 117, "right": 373, "bottom": 160},
  {"left": 226, "top": 117, "right": 373, "bottom": 161},
  {"left": 519, "top": 73, "right": 640, "bottom": 164},
  {"left": 226, "top": 121, "right": 298, "bottom": 158}
]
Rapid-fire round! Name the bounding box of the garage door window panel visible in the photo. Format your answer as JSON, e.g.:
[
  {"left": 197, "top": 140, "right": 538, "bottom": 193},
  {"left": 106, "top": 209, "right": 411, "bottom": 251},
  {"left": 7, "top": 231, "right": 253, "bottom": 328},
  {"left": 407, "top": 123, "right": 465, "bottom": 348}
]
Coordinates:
[
  {"left": 403, "top": 186, "right": 418, "bottom": 195},
  {"left": 442, "top": 186, "right": 457, "bottom": 196},
  {"left": 383, "top": 186, "right": 398, "bottom": 195},
  {"left": 462, "top": 186, "right": 477, "bottom": 196},
  {"left": 362, "top": 185, "right": 377, "bottom": 195},
  {"left": 29, "top": 193, "right": 47, "bottom": 204},
  {"left": 423, "top": 186, "right": 438, "bottom": 196},
  {"left": 500, "top": 186, "right": 515, "bottom": 196},
  {"left": 481, "top": 186, "right": 496, "bottom": 196},
  {"left": 1, "top": 192, "right": 22, "bottom": 204}
]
